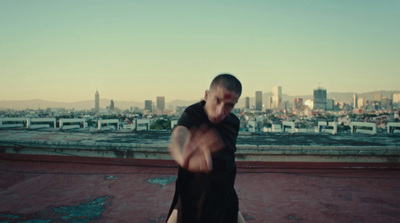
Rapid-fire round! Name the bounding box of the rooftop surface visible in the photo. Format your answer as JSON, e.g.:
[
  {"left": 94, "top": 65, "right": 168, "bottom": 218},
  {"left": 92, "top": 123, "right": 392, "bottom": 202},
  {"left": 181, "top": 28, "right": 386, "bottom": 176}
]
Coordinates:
[
  {"left": 1, "top": 129, "right": 400, "bottom": 222},
  {"left": 1, "top": 157, "right": 400, "bottom": 223}
]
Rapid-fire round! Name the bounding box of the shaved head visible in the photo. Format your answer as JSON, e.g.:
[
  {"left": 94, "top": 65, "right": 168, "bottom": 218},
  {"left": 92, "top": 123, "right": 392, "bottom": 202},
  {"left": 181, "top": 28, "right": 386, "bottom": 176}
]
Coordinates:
[{"left": 210, "top": 74, "right": 242, "bottom": 98}]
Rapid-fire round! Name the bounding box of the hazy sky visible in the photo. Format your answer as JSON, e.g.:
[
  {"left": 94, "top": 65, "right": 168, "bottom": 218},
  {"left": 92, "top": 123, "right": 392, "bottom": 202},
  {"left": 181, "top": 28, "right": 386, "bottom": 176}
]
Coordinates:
[{"left": 1, "top": 0, "right": 399, "bottom": 102}]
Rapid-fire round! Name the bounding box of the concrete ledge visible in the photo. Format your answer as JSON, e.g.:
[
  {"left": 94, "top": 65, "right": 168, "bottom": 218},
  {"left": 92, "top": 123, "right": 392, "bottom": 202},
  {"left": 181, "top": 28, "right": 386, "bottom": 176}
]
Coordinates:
[
  {"left": 237, "top": 145, "right": 400, "bottom": 155},
  {"left": 1, "top": 129, "right": 399, "bottom": 167},
  {"left": 235, "top": 145, "right": 400, "bottom": 163},
  {"left": 0, "top": 142, "right": 171, "bottom": 160},
  {"left": 1, "top": 141, "right": 400, "bottom": 165}
]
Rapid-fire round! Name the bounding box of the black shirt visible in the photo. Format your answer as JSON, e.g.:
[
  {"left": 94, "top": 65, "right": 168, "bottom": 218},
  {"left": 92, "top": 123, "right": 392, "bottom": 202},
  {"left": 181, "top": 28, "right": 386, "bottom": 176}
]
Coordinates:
[{"left": 167, "top": 101, "right": 240, "bottom": 223}]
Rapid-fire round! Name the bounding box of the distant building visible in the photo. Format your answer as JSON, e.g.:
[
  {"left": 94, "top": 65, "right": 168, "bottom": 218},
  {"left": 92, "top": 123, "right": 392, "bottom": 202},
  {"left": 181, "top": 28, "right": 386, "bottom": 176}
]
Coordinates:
[
  {"left": 393, "top": 93, "right": 400, "bottom": 105},
  {"left": 374, "top": 92, "right": 382, "bottom": 102},
  {"left": 144, "top": 100, "right": 153, "bottom": 113},
  {"left": 327, "top": 99, "right": 335, "bottom": 111},
  {"left": 272, "top": 86, "right": 282, "bottom": 109},
  {"left": 268, "top": 97, "right": 273, "bottom": 109},
  {"left": 255, "top": 91, "right": 263, "bottom": 111},
  {"left": 157, "top": 97, "right": 165, "bottom": 111},
  {"left": 130, "top": 107, "right": 140, "bottom": 112},
  {"left": 294, "top": 98, "right": 303, "bottom": 110},
  {"left": 279, "top": 101, "right": 289, "bottom": 110},
  {"left": 109, "top": 100, "right": 114, "bottom": 110},
  {"left": 313, "top": 88, "right": 327, "bottom": 110},
  {"left": 304, "top": 99, "right": 314, "bottom": 110},
  {"left": 353, "top": 93, "right": 358, "bottom": 108},
  {"left": 95, "top": 90, "right": 100, "bottom": 110},
  {"left": 358, "top": 98, "right": 364, "bottom": 108},
  {"left": 381, "top": 97, "right": 391, "bottom": 109},
  {"left": 245, "top": 97, "right": 250, "bottom": 109}
]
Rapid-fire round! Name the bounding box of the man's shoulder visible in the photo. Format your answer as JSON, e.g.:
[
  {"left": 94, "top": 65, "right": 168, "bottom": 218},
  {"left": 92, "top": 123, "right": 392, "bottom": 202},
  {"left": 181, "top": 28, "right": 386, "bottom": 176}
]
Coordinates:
[
  {"left": 225, "top": 113, "right": 240, "bottom": 126},
  {"left": 183, "top": 101, "right": 204, "bottom": 116},
  {"left": 177, "top": 101, "right": 205, "bottom": 127},
  {"left": 185, "top": 101, "right": 203, "bottom": 110}
]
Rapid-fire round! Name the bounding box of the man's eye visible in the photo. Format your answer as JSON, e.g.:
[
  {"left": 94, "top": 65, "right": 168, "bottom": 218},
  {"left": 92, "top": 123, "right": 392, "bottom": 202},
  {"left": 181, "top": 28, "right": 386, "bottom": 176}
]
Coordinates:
[{"left": 216, "top": 98, "right": 221, "bottom": 104}]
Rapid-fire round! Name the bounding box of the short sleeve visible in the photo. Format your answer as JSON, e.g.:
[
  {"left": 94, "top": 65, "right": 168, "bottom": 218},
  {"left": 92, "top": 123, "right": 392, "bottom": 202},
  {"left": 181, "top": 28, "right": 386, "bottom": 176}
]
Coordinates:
[{"left": 177, "top": 109, "right": 195, "bottom": 130}]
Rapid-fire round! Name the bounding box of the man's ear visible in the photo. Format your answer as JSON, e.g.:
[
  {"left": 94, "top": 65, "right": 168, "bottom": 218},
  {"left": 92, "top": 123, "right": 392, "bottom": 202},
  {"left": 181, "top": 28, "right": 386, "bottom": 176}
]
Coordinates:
[{"left": 204, "top": 90, "right": 209, "bottom": 101}]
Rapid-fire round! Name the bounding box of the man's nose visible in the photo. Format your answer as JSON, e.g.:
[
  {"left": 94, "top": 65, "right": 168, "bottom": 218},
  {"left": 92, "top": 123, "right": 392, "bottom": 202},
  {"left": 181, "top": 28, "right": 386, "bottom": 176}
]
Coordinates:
[{"left": 216, "top": 104, "right": 224, "bottom": 116}]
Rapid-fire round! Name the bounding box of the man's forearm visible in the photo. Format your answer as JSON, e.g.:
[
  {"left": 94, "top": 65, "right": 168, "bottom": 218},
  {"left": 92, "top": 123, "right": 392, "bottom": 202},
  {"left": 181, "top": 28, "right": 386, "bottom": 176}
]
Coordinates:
[{"left": 168, "top": 125, "right": 190, "bottom": 166}]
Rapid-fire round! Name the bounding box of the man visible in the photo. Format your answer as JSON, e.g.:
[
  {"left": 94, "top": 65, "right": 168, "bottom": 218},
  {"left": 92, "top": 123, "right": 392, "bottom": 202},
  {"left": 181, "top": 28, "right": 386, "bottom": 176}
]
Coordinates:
[{"left": 166, "top": 74, "right": 246, "bottom": 223}]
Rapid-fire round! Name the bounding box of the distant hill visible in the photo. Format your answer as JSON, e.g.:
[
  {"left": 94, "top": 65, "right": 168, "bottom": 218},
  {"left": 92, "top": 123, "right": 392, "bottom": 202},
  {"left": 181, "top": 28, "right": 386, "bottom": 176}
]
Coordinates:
[{"left": 1, "top": 90, "right": 398, "bottom": 110}]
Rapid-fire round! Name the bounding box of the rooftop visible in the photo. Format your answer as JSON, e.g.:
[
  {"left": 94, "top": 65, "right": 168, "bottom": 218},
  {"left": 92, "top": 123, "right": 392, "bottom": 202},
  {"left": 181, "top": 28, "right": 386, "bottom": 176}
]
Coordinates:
[
  {"left": 1, "top": 157, "right": 400, "bottom": 223},
  {"left": 1, "top": 129, "right": 400, "bottom": 222}
]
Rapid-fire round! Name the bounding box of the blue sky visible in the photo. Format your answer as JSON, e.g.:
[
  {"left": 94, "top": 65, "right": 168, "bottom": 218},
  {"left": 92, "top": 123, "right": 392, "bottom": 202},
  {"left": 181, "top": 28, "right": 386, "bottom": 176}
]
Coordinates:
[{"left": 1, "top": 0, "right": 399, "bottom": 102}]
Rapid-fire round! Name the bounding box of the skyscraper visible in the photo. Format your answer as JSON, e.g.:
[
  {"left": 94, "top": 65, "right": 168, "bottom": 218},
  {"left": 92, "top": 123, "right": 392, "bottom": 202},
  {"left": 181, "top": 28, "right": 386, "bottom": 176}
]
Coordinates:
[
  {"left": 272, "top": 86, "right": 282, "bottom": 109},
  {"left": 313, "top": 88, "right": 327, "bottom": 110},
  {"left": 157, "top": 96, "right": 165, "bottom": 111},
  {"left": 358, "top": 98, "right": 364, "bottom": 108},
  {"left": 353, "top": 93, "right": 358, "bottom": 108},
  {"left": 381, "top": 97, "right": 391, "bottom": 108},
  {"left": 110, "top": 100, "right": 114, "bottom": 110},
  {"left": 145, "top": 100, "right": 153, "bottom": 113},
  {"left": 393, "top": 93, "right": 400, "bottom": 104},
  {"left": 268, "top": 97, "right": 273, "bottom": 109},
  {"left": 255, "top": 91, "right": 262, "bottom": 111},
  {"left": 94, "top": 90, "right": 99, "bottom": 110},
  {"left": 245, "top": 97, "right": 250, "bottom": 109},
  {"left": 326, "top": 99, "right": 335, "bottom": 111}
]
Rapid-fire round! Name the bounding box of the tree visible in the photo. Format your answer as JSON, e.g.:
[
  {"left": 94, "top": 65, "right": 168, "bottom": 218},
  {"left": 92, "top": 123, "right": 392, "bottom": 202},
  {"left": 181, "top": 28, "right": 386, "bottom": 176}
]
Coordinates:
[{"left": 150, "top": 119, "right": 171, "bottom": 130}]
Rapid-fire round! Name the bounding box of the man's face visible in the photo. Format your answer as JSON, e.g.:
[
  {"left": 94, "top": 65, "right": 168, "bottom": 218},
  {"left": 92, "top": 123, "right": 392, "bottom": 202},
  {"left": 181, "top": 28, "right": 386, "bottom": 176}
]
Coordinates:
[{"left": 204, "top": 86, "right": 239, "bottom": 124}]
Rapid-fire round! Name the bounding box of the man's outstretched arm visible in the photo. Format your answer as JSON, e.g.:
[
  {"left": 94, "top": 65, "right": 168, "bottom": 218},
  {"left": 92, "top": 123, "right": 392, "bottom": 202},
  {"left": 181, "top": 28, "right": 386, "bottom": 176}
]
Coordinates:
[
  {"left": 168, "top": 125, "right": 224, "bottom": 173},
  {"left": 168, "top": 125, "right": 190, "bottom": 167}
]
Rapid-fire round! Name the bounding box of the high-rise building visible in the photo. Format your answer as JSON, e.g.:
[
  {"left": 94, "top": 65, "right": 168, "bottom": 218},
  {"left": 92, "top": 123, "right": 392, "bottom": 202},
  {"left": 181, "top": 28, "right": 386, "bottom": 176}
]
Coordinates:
[
  {"left": 279, "top": 101, "right": 289, "bottom": 110},
  {"left": 145, "top": 100, "right": 153, "bottom": 112},
  {"left": 245, "top": 97, "right": 250, "bottom": 109},
  {"left": 255, "top": 91, "right": 263, "bottom": 111},
  {"left": 294, "top": 98, "right": 303, "bottom": 110},
  {"left": 358, "top": 98, "right": 364, "bottom": 108},
  {"left": 157, "top": 96, "right": 165, "bottom": 111},
  {"left": 374, "top": 92, "right": 382, "bottom": 102},
  {"left": 272, "top": 86, "right": 282, "bottom": 109},
  {"left": 94, "top": 90, "right": 99, "bottom": 110},
  {"left": 393, "top": 93, "right": 400, "bottom": 104},
  {"left": 268, "top": 97, "right": 273, "bottom": 109},
  {"left": 326, "top": 99, "right": 335, "bottom": 111},
  {"left": 313, "top": 88, "right": 327, "bottom": 110},
  {"left": 353, "top": 93, "right": 358, "bottom": 109},
  {"left": 109, "top": 100, "right": 114, "bottom": 110},
  {"left": 381, "top": 97, "right": 391, "bottom": 108}
]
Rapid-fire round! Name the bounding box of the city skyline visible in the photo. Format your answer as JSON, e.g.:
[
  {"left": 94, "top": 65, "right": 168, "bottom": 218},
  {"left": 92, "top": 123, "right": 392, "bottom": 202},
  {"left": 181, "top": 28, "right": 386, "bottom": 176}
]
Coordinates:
[
  {"left": 1, "top": 89, "right": 399, "bottom": 111},
  {"left": 1, "top": 1, "right": 399, "bottom": 103}
]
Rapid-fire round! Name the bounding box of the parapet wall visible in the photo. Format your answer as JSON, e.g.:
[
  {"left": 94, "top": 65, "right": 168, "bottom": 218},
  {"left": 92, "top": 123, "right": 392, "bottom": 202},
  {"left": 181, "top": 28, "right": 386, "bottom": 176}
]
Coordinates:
[
  {"left": 1, "top": 140, "right": 399, "bottom": 167},
  {"left": 1, "top": 129, "right": 399, "bottom": 168}
]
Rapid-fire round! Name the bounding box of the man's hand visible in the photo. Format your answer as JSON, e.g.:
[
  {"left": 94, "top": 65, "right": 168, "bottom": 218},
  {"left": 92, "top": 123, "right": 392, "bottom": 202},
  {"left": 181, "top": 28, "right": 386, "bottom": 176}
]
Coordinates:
[
  {"left": 168, "top": 125, "right": 224, "bottom": 173},
  {"left": 180, "top": 125, "right": 224, "bottom": 173}
]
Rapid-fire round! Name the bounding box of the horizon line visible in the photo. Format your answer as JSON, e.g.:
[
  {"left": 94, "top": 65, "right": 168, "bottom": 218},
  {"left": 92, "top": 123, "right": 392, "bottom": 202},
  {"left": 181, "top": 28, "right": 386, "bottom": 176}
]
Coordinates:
[{"left": 1, "top": 89, "right": 399, "bottom": 103}]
